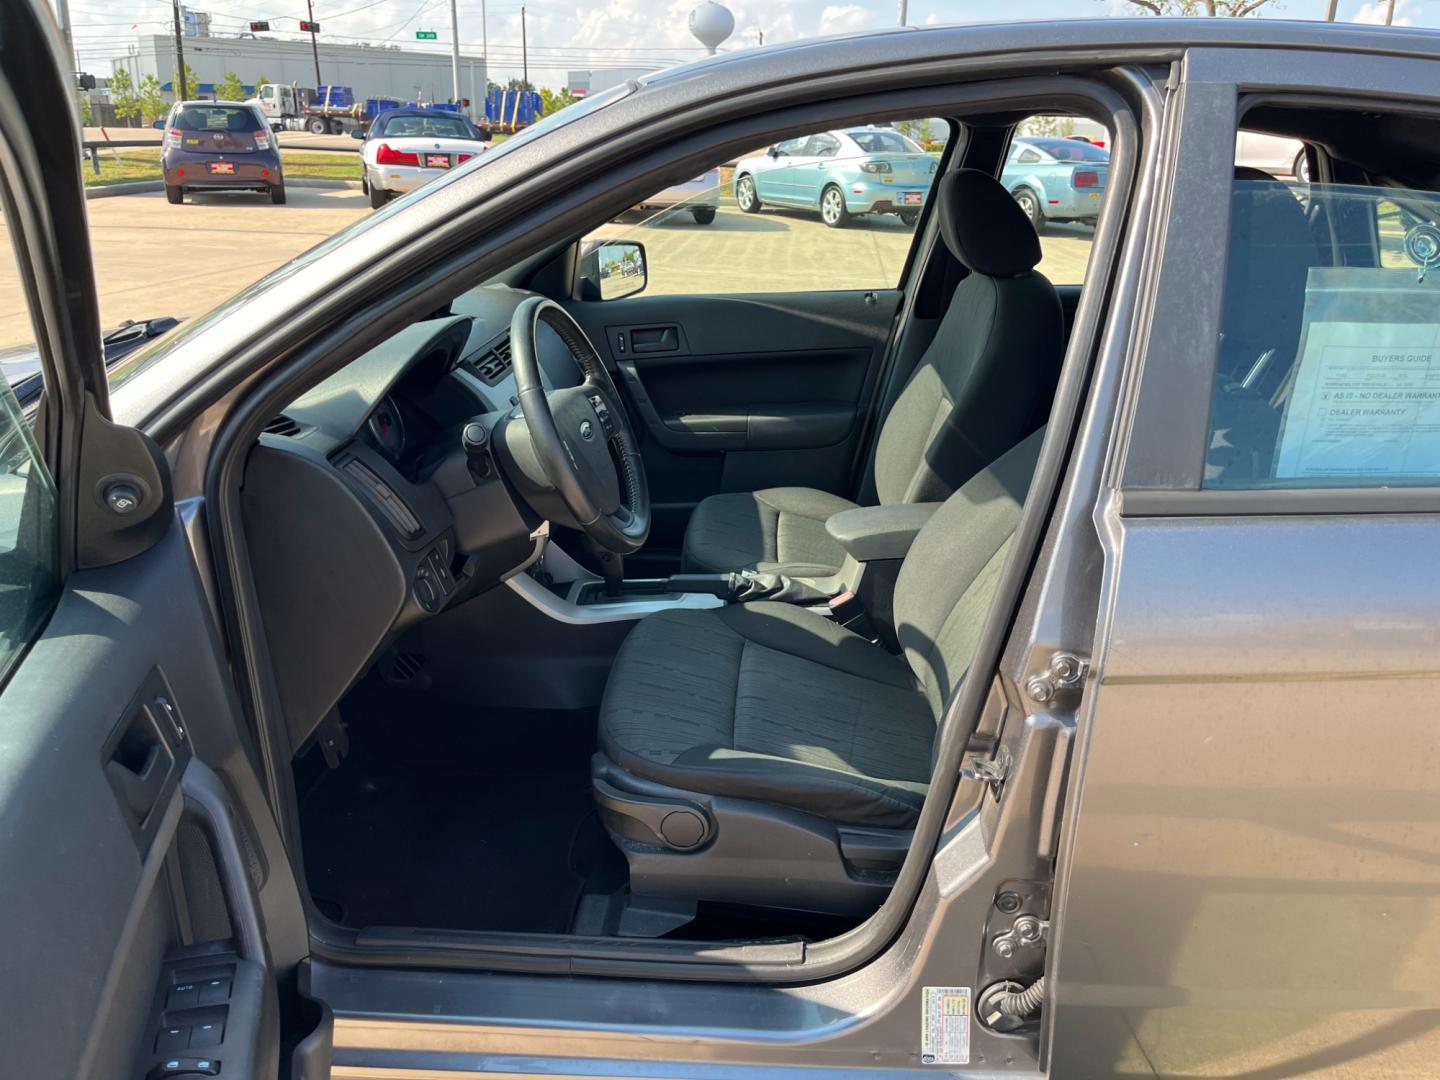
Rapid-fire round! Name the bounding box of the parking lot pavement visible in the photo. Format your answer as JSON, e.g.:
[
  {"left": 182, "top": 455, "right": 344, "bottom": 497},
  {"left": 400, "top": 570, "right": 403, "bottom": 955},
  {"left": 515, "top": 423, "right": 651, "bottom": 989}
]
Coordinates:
[
  {"left": 596, "top": 205, "right": 1095, "bottom": 295},
  {"left": 0, "top": 187, "right": 369, "bottom": 350}
]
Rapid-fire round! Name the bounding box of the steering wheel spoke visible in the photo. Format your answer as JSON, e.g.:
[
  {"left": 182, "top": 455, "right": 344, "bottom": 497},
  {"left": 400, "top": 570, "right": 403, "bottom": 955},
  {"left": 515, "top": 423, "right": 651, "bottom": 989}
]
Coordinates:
[{"left": 506, "top": 298, "right": 650, "bottom": 555}]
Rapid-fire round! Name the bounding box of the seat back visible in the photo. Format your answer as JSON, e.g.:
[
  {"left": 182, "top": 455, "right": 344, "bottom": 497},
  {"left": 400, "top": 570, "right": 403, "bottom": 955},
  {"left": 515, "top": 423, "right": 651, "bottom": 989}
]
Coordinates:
[
  {"left": 893, "top": 427, "right": 1044, "bottom": 716},
  {"left": 873, "top": 169, "right": 1063, "bottom": 507}
]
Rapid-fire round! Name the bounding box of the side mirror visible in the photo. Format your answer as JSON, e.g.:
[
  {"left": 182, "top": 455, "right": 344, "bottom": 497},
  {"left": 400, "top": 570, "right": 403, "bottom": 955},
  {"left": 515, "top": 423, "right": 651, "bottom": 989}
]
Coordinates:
[
  {"left": 767, "top": 145, "right": 780, "bottom": 158},
  {"left": 350, "top": 127, "right": 366, "bottom": 140},
  {"left": 578, "top": 240, "right": 647, "bottom": 302}
]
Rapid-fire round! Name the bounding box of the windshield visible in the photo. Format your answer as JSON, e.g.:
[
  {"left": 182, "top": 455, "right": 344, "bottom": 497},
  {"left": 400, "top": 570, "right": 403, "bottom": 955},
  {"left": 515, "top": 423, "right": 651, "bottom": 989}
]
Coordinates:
[
  {"left": 847, "top": 130, "right": 920, "bottom": 154},
  {"left": 175, "top": 105, "right": 263, "bottom": 133},
  {"left": 378, "top": 114, "right": 477, "bottom": 139}
]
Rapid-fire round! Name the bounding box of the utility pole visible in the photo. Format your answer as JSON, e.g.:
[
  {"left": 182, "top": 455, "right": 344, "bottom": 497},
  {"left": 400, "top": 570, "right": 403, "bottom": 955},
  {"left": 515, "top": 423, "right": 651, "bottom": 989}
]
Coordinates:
[
  {"left": 449, "top": 0, "right": 461, "bottom": 103},
  {"left": 1385, "top": 0, "right": 1396, "bottom": 23},
  {"left": 897, "top": 0, "right": 908, "bottom": 26},
  {"left": 306, "top": 0, "right": 322, "bottom": 87},
  {"left": 755, "top": 28, "right": 764, "bottom": 45},
  {"left": 1324, "top": 0, "right": 1338, "bottom": 18},
  {"left": 55, "top": 0, "right": 76, "bottom": 80},
  {"left": 171, "top": 0, "right": 189, "bottom": 100},
  {"left": 521, "top": 5, "right": 529, "bottom": 91}
]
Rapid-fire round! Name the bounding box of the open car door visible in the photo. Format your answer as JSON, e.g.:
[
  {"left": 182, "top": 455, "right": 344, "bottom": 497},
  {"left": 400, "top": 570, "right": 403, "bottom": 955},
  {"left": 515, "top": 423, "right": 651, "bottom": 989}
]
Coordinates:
[{"left": 0, "top": 5, "right": 300, "bottom": 1077}]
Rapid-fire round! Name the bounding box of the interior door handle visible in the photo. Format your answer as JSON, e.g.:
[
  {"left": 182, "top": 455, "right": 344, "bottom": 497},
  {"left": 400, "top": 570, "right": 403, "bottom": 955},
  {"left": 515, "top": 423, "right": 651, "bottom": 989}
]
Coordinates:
[{"left": 630, "top": 325, "right": 679, "bottom": 353}]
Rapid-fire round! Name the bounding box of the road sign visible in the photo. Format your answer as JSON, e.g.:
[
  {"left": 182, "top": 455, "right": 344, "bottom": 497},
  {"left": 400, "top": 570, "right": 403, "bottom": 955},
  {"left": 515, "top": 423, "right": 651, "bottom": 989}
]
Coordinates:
[{"left": 416, "top": 30, "right": 438, "bottom": 39}]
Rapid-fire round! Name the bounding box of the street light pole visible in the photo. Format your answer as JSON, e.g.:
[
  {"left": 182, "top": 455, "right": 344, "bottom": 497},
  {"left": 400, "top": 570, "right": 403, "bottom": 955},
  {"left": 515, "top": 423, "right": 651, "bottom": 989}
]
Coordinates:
[
  {"left": 521, "top": 5, "right": 529, "bottom": 90},
  {"left": 449, "top": 0, "right": 461, "bottom": 103},
  {"left": 55, "top": 0, "right": 76, "bottom": 80},
  {"left": 1385, "top": 0, "right": 1397, "bottom": 23},
  {"left": 307, "top": 0, "right": 322, "bottom": 87},
  {"left": 171, "top": 0, "right": 188, "bottom": 100},
  {"left": 1324, "top": 0, "right": 1338, "bottom": 18},
  {"left": 898, "top": 0, "right": 908, "bottom": 26}
]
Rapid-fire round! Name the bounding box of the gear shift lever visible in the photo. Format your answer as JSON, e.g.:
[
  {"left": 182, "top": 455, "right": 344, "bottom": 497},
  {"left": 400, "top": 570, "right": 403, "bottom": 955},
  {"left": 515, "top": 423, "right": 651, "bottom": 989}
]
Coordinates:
[{"left": 584, "top": 537, "right": 625, "bottom": 598}]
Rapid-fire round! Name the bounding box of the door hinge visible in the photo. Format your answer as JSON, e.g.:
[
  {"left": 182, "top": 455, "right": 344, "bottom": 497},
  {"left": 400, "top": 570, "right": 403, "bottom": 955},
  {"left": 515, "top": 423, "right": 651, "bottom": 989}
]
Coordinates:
[
  {"left": 1024, "top": 651, "right": 1089, "bottom": 707},
  {"left": 962, "top": 744, "right": 1012, "bottom": 796}
]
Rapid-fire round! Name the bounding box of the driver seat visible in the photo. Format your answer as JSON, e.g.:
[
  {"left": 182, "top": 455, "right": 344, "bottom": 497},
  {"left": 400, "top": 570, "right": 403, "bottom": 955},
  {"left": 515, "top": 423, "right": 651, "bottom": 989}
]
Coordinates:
[{"left": 593, "top": 427, "right": 1043, "bottom": 932}]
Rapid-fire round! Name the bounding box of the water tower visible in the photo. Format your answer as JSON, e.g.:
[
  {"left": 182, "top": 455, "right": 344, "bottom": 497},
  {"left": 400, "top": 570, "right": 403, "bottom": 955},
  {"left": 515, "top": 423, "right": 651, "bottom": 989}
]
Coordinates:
[{"left": 688, "top": 2, "right": 735, "bottom": 55}]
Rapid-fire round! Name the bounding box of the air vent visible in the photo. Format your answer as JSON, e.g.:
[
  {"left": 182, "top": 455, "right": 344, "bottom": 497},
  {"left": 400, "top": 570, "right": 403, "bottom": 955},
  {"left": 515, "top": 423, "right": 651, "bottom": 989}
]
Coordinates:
[
  {"left": 263, "top": 414, "right": 301, "bottom": 437},
  {"left": 471, "top": 338, "right": 512, "bottom": 385}
]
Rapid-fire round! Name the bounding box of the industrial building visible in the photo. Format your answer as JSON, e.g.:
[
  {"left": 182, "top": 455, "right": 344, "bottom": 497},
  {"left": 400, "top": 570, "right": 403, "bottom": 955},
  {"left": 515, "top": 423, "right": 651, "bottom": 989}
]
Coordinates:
[{"left": 111, "top": 34, "right": 488, "bottom": 112}]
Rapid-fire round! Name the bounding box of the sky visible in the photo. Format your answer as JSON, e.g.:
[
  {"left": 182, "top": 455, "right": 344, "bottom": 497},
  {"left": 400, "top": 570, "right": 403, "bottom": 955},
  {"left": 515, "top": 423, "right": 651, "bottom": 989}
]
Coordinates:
[{"left": 56, "top": 0, "right": 1435, "bottom": 90}]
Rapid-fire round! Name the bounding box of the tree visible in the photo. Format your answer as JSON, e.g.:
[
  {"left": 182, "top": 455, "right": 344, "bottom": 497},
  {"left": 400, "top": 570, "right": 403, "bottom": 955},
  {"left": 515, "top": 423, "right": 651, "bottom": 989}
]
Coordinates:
[
  {"left": 254, "top": 75, "right": 271, "bottom": 93},
  {"left": 215, "top": 70, "right": 247, "bottom": 101},
  {"left": 137, "top": 73, "right": 167, "bottom": 125},
  {"left": 109, "top": 67, "right": 142, "bottom": 125},
  {"left": 173, "top": 63, "right": 201, "bottom": 101},
  {"left": 1118, "top": 0, "right": 1277, "bottom": 14},
  {"left": 505, "top": 77, "right": 535, "bottom": 92},
  {"left": 1021, "top": 115, "right": 1076, "bottom": 138},
  {"left": 538, "top": 87, "right": 577, "bottom": 115},
  {"left": 77, "top": 94, "right": 92, "bottom": 125}
]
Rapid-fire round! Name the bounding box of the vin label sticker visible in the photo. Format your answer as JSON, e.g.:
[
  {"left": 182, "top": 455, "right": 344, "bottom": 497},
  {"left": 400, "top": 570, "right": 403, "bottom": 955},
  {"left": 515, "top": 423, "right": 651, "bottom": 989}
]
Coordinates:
[{"left": 920, "top": 986, "right": 972, "bottom": 1065}]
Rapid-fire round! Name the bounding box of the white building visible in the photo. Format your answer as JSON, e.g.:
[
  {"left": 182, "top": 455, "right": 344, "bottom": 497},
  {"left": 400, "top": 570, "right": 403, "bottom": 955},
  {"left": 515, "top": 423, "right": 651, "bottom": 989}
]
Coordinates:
[
  {"left": 112, "top": 35, "right": 487, "bottom": 109},
  {"left": 567, "top": 66, "right": 661, "bottom": 97}
]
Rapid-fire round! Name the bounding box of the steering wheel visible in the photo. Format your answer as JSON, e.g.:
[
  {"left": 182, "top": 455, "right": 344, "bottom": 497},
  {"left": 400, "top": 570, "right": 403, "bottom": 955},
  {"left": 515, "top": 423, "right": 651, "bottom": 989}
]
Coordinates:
[{"left": 508, "top": 297, "right": 650, "bottom": 554}]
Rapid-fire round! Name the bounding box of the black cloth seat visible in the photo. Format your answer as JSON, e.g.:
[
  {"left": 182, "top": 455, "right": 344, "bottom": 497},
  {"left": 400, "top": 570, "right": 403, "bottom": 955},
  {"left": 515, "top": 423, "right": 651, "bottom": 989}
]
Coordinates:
[
  {"left": 600, "top": 429, "right": 1043, "bottom": 828},
  {"left": 679, "top": 169, "right": 1063, "bottom": 577}
]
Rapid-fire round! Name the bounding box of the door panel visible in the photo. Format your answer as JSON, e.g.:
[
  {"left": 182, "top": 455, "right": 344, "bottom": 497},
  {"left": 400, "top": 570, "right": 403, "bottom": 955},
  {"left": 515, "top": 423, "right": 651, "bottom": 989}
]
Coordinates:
[{"left": 568, "top": 289, "right": 898, "bottom": 565}]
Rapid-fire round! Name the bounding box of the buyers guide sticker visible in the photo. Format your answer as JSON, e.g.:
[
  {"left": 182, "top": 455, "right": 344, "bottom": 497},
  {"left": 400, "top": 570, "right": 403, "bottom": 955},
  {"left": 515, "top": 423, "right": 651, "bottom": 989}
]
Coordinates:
[{"left": 920, "top": 986, "right": 972, "bottom": 1065}]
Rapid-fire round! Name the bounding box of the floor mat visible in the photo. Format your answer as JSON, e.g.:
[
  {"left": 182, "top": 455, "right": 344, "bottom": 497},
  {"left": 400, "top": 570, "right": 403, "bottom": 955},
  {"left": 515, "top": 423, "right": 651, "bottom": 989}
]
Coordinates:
[
  {"left": 298, "top": 676, "right": 628, "bottom": 933},
  {"left": 300, "top": 751, "right": 614, "bottom": 933}
]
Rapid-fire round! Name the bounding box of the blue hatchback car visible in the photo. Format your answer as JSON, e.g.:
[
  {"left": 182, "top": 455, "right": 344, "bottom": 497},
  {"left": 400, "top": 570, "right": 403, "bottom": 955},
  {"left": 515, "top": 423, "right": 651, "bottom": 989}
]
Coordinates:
[
  {"left": 999, "top": 135, "right": 1109, "bottom": 230},
  {"left": 733, "top": 126, "right": 938, "bottom": 228}
]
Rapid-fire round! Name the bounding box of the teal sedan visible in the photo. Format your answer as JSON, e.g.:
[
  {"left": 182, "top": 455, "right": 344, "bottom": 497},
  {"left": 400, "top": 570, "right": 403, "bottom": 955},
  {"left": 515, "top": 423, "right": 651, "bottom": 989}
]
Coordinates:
[
  {"left": 733, "top": 126, "right": 938, "bottom": 228},
  {"left": 1000, "top": 135, "right": 1109, "bottom": 230}
]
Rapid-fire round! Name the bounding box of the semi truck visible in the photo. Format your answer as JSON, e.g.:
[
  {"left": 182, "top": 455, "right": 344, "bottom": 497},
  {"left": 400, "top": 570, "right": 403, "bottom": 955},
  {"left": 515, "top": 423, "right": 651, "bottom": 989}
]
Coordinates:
[{"left": 248, "top": 84, "right": 403, "bottom": 135}]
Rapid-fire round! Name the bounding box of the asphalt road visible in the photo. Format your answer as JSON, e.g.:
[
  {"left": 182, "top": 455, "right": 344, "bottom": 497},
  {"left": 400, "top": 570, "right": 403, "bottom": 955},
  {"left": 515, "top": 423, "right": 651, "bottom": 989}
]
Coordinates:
[{"left": 0, "top": 190, "right": 1094, "bottom": 352}]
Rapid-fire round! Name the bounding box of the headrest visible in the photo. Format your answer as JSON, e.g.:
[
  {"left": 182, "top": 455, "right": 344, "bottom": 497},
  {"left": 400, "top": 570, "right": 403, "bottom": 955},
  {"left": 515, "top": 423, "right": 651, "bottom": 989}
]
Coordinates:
[{"left": 937, "top": 168, "right": 1043, "bottom": 278}]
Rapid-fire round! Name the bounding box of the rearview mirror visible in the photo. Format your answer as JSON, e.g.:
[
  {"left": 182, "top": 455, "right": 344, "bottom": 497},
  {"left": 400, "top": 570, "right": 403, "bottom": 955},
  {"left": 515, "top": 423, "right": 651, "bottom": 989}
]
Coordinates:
[{"left": 578, "top": 240, "right": 647, "bottom": 301}]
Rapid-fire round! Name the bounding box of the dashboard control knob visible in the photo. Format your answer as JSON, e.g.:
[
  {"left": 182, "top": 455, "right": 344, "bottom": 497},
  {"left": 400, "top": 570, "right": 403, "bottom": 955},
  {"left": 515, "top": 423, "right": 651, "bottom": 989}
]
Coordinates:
[
  {"left": 462, "top": 421, "right": 489, "bottom": 453},
  {"left": 105, "top": 482, "right": 142, "bottom": 515}
]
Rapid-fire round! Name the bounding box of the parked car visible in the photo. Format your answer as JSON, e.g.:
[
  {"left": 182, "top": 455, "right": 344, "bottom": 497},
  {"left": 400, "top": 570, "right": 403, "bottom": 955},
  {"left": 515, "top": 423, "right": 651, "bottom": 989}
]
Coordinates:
[
  {"left": 1000, "top": 134, "right": 1109, "bottom": 229},
  {"left": 733, "top": 126, "right": 938, "bottom": 227},
  {"left": 358, "top": 107, "right": 490, "bottom": 209},
  {"left": 1236, "top": 128, "right": 1310, "bottom": 180},
  {"left": 160, "top": 100, "right": 284, "bottom": 205},
  {"left": 631, "top": 168, "right": 721, "bottom": 224},
  {"left": 12, "top": 3, "right": 1440, "bottom": 1078}
]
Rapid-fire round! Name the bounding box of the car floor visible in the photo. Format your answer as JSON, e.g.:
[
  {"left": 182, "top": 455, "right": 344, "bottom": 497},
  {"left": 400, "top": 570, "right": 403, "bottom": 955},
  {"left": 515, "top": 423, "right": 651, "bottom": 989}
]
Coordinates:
[{"left": 296, "top": 674, "right": 626, "bottom": 935}]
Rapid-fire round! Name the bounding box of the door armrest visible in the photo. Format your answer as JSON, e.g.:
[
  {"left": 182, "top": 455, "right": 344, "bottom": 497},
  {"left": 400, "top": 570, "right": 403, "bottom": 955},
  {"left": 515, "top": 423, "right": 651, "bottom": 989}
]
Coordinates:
[{"left": 825, "top": 503, "right": 942, "bottom": 564}]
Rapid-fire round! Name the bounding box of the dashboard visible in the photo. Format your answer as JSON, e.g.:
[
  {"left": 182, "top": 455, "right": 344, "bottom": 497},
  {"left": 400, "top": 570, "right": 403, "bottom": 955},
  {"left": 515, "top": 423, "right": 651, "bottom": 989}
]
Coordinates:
[{"left": 240, "top": 283, "right": 580, "bottom": 752}]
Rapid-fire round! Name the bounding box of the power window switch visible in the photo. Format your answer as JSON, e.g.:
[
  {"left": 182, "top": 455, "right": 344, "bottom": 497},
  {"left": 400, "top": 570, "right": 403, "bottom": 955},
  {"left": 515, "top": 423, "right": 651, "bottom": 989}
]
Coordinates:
[
  {"left": 189, "top": 1020, "right": 224, "bottom": 1048},
  {"left": 154, "top": 1026, "right": 189, "bottom": 1055},
  {"left": 166, "top": 982, "right": 199, "bottom": 1010},
  {"left": 149, "top": 1058, "right": 220, "bottom": 1078},
  {"left": 196, "top": 977, "right": 231, "bottom": 1005}
]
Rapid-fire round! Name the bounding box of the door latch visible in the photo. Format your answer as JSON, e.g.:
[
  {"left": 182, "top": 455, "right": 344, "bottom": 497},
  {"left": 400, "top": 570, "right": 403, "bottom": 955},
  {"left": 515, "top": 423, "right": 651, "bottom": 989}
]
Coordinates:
[{"left": 962, "top": 744, "right": 1011, "bottom": 796}]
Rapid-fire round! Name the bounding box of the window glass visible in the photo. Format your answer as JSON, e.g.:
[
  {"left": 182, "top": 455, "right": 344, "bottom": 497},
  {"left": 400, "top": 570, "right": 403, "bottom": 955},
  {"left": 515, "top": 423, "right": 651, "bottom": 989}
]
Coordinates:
[
  {"left": 378, "top": 114, "right": 477, "bottom": 139},
  {"left": 1009, "top": 117, "right": 1110, "bottom": 285},
  {"left": 583, "top": 118, "right": 950, "bottom": 297},
  {"left": 174, "top": 105, "right": 263, "bottom": 133},
  {"left": 1205, "top": 178, "right": 1440, "bottom": 489},
  {"left": 0, "top": 208, "right": 61, "bottom": 684}
]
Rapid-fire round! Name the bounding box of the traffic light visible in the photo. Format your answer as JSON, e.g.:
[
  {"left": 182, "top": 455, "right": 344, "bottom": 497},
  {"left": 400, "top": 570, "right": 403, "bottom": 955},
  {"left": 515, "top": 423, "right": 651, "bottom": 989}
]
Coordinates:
[
  {"left": 77, "top": 72, "right": 96, "bottom": 90},
  {"left": 300, "top": 20, "right": 320, "bottom": 32},
  {"left": 249, "top": 21, "right": 270, "bottom": 31}
]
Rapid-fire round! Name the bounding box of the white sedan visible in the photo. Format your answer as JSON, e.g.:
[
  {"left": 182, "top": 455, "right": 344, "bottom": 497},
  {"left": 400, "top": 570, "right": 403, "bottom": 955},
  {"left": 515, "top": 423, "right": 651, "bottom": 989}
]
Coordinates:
[{"left": 358, "top": 109, "right": 491, "bottom": 209}]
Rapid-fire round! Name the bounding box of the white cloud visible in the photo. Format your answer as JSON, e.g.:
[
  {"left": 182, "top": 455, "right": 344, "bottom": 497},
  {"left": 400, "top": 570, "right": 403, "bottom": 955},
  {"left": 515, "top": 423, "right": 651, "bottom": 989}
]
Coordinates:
[
  {"left": 818, "top": 4, "right": 882, "bottom": 34},
  {"left": 1352, "top": 0, "right": 1413, "bottom": 23}
]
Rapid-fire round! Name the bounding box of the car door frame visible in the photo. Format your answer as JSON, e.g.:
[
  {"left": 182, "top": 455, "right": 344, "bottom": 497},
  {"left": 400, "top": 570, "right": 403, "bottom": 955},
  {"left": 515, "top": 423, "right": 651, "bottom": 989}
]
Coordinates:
[
  {"left": 1047, "top": 45, "right": 1440, "bottom": 1077},
  {"left": 0, "top": 7, "right": 311, "bottom": 1079}
]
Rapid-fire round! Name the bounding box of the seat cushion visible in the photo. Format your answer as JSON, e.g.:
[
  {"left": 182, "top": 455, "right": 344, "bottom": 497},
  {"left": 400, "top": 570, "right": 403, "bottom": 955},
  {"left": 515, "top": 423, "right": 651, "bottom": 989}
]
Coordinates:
[
  {"left": 682, "top": 488, "right": 858, "bottom": 577},
  {"left": 599, "top": 602, "right": 935, "bottom": 827}
]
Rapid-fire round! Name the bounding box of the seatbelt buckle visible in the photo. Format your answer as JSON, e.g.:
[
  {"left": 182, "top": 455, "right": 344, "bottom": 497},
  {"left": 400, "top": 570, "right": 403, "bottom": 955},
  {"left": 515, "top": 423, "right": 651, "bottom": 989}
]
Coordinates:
[{"left": 827, "top": 589, "right": 866, "bottom": 624}]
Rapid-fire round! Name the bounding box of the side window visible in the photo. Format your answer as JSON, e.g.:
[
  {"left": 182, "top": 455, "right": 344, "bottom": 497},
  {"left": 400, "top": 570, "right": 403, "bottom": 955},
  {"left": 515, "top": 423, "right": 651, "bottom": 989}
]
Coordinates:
[
  {"left": 1009, "top": 117, "right": 1112, "bottom": 286},
  {"left": 1205, "top": 177, "right": 1440, "bottom": 488},
  {"left": 582, "top": 118, "right": 951, "bottom": 297},
  {"left": 0, "top": 212, "right": 61, "bottom": 684}
]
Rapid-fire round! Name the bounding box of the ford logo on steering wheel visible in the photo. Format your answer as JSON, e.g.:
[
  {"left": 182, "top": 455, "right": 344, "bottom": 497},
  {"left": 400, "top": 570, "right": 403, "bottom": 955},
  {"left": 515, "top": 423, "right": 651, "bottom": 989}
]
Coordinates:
[{"left": 579, "top": 419, "right": 595, "bottom": 441}]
